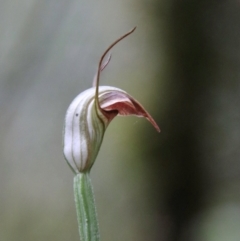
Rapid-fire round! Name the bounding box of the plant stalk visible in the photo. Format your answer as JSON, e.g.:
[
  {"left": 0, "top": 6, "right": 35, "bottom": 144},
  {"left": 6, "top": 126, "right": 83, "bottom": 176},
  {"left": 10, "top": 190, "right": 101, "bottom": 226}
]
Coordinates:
[{"left": 74, "top": 173, "right": 100, "bottom": 241}]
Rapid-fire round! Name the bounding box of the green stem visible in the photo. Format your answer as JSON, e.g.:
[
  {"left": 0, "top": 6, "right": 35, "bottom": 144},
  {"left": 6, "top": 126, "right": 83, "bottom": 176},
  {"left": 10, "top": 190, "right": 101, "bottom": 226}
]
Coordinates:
[{"left": 74, "top": 173, "right": 100, "bottom": 241}]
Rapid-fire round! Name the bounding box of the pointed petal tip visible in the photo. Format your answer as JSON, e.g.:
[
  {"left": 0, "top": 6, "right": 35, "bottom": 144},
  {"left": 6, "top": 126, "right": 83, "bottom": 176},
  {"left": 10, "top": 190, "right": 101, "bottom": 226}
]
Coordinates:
[
  {"left": 146, "top": 116, "right": 161, "bottom": 133},
  {"left": 131, "top": 26, "right": 137, "bottom": 32},
  {"left": 155, "top": 124, "right": 161, "bottom": 133}
]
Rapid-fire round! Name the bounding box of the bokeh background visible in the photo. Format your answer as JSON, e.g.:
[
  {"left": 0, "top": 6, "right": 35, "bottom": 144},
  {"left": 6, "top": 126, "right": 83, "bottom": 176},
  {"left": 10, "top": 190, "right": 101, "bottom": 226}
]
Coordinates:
[{"left": 1, "top": 1, "right": 240, "bottom": 241}]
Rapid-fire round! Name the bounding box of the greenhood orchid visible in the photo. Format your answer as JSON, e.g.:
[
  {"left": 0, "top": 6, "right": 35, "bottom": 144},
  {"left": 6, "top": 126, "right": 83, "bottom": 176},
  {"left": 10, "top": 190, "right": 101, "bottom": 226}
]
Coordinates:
[{"left": 63, "top": 27, "right": 160, "bottom": 174}]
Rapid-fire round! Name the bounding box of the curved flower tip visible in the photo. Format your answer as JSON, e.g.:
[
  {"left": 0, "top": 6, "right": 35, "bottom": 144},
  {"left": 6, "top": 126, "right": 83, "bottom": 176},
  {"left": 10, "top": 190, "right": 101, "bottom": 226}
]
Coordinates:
[
  {"left": 99, "top": 90, "right": 160, "bottom": 132},
  {"left": 63, "top": 27, "right": 160, "bottom": 174}
]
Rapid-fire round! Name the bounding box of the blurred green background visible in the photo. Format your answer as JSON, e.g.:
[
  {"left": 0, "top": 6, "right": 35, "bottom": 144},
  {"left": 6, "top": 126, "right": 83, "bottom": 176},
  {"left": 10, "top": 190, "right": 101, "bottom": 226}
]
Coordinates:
[{"left": 1, "top": 1, "right": 240, "bottom": 241}]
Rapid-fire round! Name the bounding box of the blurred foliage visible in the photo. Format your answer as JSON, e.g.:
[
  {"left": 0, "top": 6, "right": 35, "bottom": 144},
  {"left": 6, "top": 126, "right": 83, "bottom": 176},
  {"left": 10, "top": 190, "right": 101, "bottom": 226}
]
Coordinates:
[{"left": 0, "top": 1, "right": 240, "bottom": 241}]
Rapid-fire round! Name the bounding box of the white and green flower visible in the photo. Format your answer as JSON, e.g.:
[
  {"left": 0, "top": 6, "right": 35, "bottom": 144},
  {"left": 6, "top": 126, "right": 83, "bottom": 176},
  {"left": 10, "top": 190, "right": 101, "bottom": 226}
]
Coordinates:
[{"left": 63, "top": 27, "right": 160, "bottom": 174}]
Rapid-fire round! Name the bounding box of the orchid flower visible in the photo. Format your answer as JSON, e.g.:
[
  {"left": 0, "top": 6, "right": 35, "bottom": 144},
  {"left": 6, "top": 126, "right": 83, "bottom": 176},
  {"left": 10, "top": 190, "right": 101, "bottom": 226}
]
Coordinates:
[
  {"left": 63, "top": 27, "right": 160, "bottom": 174},
  {"left": 63, "top": 27, "right": 160, "bottom": 241}
]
